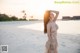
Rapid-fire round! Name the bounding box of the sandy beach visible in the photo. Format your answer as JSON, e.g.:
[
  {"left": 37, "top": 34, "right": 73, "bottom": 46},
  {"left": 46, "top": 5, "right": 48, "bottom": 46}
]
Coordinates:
[{"left": 0, "top": 20, "right": 80, "bottom": 53}]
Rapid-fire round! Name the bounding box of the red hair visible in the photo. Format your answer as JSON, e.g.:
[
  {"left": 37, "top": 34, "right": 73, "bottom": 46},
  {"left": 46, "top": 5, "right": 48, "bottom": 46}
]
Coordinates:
[{"left": 44, "top": 10, "right": 50, "bottom": 33}]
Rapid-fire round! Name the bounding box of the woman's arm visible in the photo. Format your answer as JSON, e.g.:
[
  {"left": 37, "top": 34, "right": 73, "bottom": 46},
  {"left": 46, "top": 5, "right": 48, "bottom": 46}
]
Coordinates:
[
  {"left": 50, "top": 10, "right": 59, "bottom": 22},
  {"left": 47, "top": 24, "right": 52, "bottom": 42}
]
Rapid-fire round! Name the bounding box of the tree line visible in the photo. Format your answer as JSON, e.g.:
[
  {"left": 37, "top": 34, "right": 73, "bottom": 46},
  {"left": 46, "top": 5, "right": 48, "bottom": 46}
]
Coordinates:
[{"left": 0, "top": 13, "right": 27, "bottom": 21}]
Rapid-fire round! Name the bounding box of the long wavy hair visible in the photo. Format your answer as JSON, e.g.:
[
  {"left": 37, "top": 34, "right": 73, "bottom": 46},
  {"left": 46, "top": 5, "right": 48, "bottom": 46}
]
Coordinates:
[{"left": 44, "top": 10, "right": 51, "bottom": 33}]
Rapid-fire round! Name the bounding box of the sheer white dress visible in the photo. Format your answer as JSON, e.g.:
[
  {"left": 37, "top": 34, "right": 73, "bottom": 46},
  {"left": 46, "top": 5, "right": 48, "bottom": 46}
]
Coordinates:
[{"left": 45, "top": 21, "right": 58, "bottom": 53}]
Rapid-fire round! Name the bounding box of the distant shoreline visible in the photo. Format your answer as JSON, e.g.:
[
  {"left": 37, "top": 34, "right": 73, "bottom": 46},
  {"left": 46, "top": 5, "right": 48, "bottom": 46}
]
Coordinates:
[{"left": 0, "top": 19, "right": 80, "bottom": 22}]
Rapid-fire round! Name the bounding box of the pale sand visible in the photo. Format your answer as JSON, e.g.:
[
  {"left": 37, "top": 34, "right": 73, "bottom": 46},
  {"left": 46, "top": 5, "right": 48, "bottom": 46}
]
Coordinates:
[{"left": 0, "top": 21, "right": 80, "bottom": 53}]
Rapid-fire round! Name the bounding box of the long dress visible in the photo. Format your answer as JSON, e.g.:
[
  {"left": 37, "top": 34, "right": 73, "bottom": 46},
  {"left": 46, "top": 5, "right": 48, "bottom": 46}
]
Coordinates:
[{"left": 45, "top": 21, "right": 58, "bottom": 53}]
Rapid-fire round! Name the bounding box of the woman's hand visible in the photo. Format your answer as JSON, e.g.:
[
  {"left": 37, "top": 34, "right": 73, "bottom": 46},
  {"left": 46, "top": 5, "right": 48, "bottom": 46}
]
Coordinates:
[{"left": 50, "top": 10, "right": 59, "bottom": 22}]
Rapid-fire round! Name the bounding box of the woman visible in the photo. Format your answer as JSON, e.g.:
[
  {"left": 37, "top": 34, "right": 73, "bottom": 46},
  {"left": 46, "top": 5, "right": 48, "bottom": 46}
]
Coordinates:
[{"left": 44, "top": 10, "right": 59, "bottom": 53}]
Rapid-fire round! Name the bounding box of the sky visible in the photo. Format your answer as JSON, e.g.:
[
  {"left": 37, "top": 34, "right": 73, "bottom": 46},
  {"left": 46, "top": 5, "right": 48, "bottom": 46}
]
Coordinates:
[{"left": 0, "top": 0, "right": 80, "bottom": 19}]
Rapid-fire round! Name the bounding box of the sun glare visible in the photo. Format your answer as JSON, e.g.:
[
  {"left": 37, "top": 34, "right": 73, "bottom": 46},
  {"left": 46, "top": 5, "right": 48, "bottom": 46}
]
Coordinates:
[{"left": 0, "top": 0, "right": 80, "bottom": 19}]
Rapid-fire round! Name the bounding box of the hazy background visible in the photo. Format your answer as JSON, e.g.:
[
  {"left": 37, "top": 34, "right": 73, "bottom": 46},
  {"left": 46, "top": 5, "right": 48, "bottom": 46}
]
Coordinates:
[
  {"left": 0, "top": 0, "right": 80, "bottom": 19},
  {"left": 0, "top": 0, "right": 80, "bottom": 53}
]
